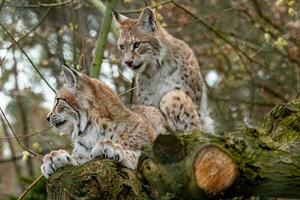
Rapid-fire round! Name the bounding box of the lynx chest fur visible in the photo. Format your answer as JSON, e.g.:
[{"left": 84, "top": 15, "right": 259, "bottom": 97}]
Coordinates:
[{"left": 135, "top": 39, "right": 202, "bottom": 108}]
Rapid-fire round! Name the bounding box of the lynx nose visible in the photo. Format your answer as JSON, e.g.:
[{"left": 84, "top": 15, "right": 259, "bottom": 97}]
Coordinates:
[{"left": 125, "top": 60, "right": 133, "bottom": 67}]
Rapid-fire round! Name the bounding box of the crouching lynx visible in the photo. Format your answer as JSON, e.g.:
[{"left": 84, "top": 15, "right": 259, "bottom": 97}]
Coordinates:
[
  {"left": 41, "top": 66, "right": 156, "bottom": 178},
  {"left": 116, "top": 7, "right": 214, "bottom": 133}
]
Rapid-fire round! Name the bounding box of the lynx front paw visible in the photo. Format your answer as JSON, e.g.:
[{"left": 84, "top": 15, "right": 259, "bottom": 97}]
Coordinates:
[
  {"left": 41, "top": 150, "right": 77, "bottom": 179},
  {"left": 90, "top": 139, "right": 123, "bottom": 163}
]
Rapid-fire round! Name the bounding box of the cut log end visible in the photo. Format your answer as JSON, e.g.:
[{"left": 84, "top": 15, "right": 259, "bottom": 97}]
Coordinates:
[{"left": 194, "top": 144, "right": 238, "bottom": 196}]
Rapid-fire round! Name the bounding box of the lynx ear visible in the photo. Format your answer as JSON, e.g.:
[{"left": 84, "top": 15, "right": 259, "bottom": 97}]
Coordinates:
[
  {"left": 137, "top": 6, "right": 157, "bottom": 33},
  {"left": 62, "top": 65, "right": 81, "bottom": 88},
  {"left": 113, "top": 10, "right": 130, "bottom": 28}
]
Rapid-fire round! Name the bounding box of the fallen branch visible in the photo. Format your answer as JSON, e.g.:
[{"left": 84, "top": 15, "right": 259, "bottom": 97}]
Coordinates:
[{"left": 46, "top": 98, "right": 300, "bottom": 199}]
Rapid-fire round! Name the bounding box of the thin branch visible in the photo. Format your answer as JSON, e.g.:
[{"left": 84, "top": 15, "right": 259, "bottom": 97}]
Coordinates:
[
  {"left": 0, "top": 0, "right": 5, "bottom": 13},
  {"left": 211, "top": 96, "right": 274, "bottom": 107},
  {"left": 119, "top": 87, "right": 136, "bottom": 97},
  {"left": 0, "top": 23, "right": 56, "bottom": 93},
  {"left": 254, "top": 81, "right": 289, "bottom": 103},
  {"left": 251, "top": 0, "right": 280, "bottom": 31},
  {"left": 171, "top": 1, "right": 274, "bottom": 75},
  {"left": 241, "top": 6, "right": 300, "bottom": 67},
  {"left": 203, "top": 0, "right": 250, "bottom": 20},
  {"left": 0, "top": 126, "right": 52, "bottom": 140},
  {"left": 171, "top": 1, "right": 244, "bottom": 56},
  {"left": 0, "top": 153, "right": 22, "bottom": 164},
  {"left": 0, "top": 114, "right": 22, "bottom": 178},
  {"left": 120, "top": 0, "right": 172, "bottom": 14},
  {"left": 0, "top": 107, "right": 43, "bottom": 159},
  {"left": 90, "top": 0, "right": 118, "bottom": 77},
  {"left": 166, "top": 0, "right": 250, "bottom": 28},
  {"left": 0, "top": 0, "right": 5, "bottom": 85},
  {"left": 0, "top": 146, "right": 67, "bottom": 164},
  {"left": 3, "top": 0, "right": 73, "bottom": 8},
  {"left": 18, "top": 174, "right": 43, "bottom": 200},
  {"left": 7, "top": 8, "right": 52, "bottom": 50}
]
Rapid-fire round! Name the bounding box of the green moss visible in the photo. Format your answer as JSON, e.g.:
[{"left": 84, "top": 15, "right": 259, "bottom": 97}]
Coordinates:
[{"left": 47, "top": 158, "right": 149, "bottom": 200}]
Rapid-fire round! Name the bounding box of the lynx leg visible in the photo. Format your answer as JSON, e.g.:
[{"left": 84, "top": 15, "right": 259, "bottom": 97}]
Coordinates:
[
  {"left": 121, "top": 150, "right": 141, "bottom": 170},
  {"left": 41, "top": 150, "right": 77, "bottom": 179},
  {"left": 159, "top": 90, "right": 201, "bottom": 133},
  {"left": 90, "top": 139, "right": 124, "bottom": 163},
  {"left": 131, "top": 105, "right": 167, "bottom": 134}
]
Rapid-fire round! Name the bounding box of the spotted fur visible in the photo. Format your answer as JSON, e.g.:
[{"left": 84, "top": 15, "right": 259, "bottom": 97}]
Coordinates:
[
  {"left": 41, "top": 66, "right": 156, "bottom": 179},
  {"left": 116, "top": 7, "right": 214, "bottom": 132}
]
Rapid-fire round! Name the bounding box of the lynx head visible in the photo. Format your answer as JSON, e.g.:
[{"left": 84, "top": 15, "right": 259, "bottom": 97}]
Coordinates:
[
  {"left": 115, "top": 7, "right": 165, "bottom": 73},
  {"left": 46, "top": 66, "right": 128, "bottom": 137}
]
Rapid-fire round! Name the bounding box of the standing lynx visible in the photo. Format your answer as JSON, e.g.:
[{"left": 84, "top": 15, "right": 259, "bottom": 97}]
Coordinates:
[
  {"left": 116, "top": 7, "right": 213, "bottom": 132},
  {"left": 41, "top": 66, "right": 156, "bottom": 178}
]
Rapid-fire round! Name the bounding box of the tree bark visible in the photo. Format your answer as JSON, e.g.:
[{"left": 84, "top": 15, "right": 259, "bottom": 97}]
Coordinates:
[{"left": 46, "top": 99, "right": 300, "bottom": 199}]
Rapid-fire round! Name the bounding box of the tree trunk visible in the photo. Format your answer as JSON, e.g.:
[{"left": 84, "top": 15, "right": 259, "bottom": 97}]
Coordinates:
[
  {"left": 12, "top": 50, "right": 34, "bottom": 176},
  {"left": 0, "top": 116, "right": 22, "bottom": 178},
  {"left": 46, "top": 99, "right": 300, "bottom": 199}
]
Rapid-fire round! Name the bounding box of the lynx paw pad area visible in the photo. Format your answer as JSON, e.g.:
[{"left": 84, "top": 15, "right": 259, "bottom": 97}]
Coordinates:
[
  {"left": 41, "top": 150, "right": 77, "bottom": 179},
  {"left": 90, "top": 139, "right": 124, "bottom": 163}
]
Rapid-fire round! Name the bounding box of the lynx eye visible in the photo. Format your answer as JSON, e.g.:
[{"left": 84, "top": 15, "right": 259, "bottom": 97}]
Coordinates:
[
  {"left": 57, "top": 104, "right": 65, "bottom": 112},
  {"left": 133, "top": 42, "right": 141, "bottom": 49},
  {"left": 119, "top": 44, "right": 124, "bottom": 51}
]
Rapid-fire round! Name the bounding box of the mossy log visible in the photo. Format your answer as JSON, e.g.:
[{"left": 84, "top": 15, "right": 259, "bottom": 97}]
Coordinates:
[
  {"left": 46, "top": 159, "right": 149, "bottom": 200},
  {"left": 46, "top": 99, "right": 300, "bottom": 199}
]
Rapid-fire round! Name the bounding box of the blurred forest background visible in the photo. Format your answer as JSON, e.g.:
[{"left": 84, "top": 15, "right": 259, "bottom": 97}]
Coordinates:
[{"left": 0, "top": 0, "right": 299, "bottom": 199}]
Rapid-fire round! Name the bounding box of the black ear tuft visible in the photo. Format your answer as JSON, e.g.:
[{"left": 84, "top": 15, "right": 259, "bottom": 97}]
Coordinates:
[
  {"left": 113, "top": 10, "right": 130, "bottom": 28},
  {"left": 137, "top": 6, "right": 157, "bottom": 33},
  {"left": 62, "top": 65, "right": 80, "bottom": 88}
]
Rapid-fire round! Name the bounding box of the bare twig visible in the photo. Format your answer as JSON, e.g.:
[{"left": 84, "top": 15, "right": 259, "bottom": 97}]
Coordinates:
[
  {"left": 211, "top": 96, "right": 274, "bottom": 107},
  {"left": 0, "top": 126, "right": 52, "bottom": 140},
  {"left": 18, "top": 174, "right": 44, "bottom": 200},
  {"left": 0, "top": 107, "right": 43, "bottom": 159},
  {"left": 7, "top": 8, "right": 52, "bottom": 50},
  {"left": 0, "top": 146, "right": 67, "bottom": 164},
  {"left": 0, "top": 0, "right": 5, "bottom": 13},
  {"left": 0, "top": 0, "right": 5, "bottom": 85},
  {"left": 241, "top": 6, "right": 300, "bottom": 67},
  {"left": 4, "top": 0, "right": 73, "bottom": 8},
  {"left": 119, "top": 87, "right": 136, "bottom": 96},
  {"left": 203, "top": 0, "right": 250, "bottom": 20},
  {"left": 254, "top": 81, "right": 289, "bottom": 103},
  {"left": 120, "top": 0, "right": 172, "bottom": 14},
  {"left": 166, "top": 0, "right": 250, "bottom": 29},
  {"left": 252, "top": 0, "right": 280, "bottom": 31},
  {"left": 0, "top": 115, "right": 22, "bottom": 178},
  {"left": 171, "top": 1, "right": 270, "bottom": 71},
  {"left": 0, "top": 23, "right": 56, "bottom": 93}
]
